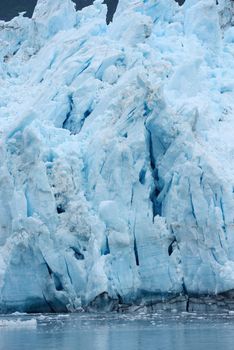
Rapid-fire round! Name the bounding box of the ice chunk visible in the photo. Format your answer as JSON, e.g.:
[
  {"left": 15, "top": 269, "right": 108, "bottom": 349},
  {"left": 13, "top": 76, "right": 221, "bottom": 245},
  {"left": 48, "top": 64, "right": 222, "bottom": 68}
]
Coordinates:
[{"left": 0, "top": 318, "right": 37, "bottom": 328}]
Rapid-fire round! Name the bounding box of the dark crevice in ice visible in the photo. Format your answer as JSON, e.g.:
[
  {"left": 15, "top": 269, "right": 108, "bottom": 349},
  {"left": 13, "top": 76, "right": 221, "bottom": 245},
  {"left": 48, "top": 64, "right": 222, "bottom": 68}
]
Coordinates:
[
  {"left": 186, "top": 298, "right": 190, "bottom": 312},
  {"left": 101, "top": 236, "right": 110, "bottom": 256},
  {"left": 53, "top": 274, "right": 64, "bottom": 291},
  {"left": 170, "top": 226, "right": 190, "bottom": 310},
  {"left": 62, "top": 94, "right": 93, "bottom": 135},
  {"left": 145, "top": 126, "right": 162, "bottom": 220},
  {"left": 211, "top": 248, "right": 220, "bottom": 264},
  {"left": 78, "top": 108, "right": 93, "bottom": 133},
  {"left": 42, "top": 292, "right": 56, "bottom": 313},
  {"left": 71, "top": 246, "right": 85, "bottom": 260},
  {"left": 219, "top": 187, "right": 227, "bottom": 235},
  {"left": 57, "top": 204, "right": 66, "bottom": 214},
  {"left": 133, "top": 219, "right": 139, "bottom": 266},
  {"left": 134, "top": 236, "right": 139, "bottom": 266},
  {"left": 83, "top": 108, "right": 92, "bottom": 120},
  {"left": 188, "top": 182, "right": 198, "bottom": 227},
  {"left": 150, "top": 168, "right": 162, "bottom": 217},
  {"left": 168, "top": 238, "right": 177, "bottom": 256},
  {"left": 65, "top": 259, "right": 73, "bottom": 285},
  {"left": 182, "top": 278, "right": 190, "bottom": 312},
  {"left": 130, "top": 187, "right": 134, "bottom": 206},
  {"left": 147, "top": 128, "right": 156, "bottom": 171},
  {"left": 139, "top": 168, "right": 146, "bottom": 185},
  {"left": 175, "top": 0, "right": 186, "bottom": 5},
  {"left": 44, "top": 261, "right": 52, "bottom": 276},
  {"left": 144, "top": 105, "right": 164, "bottom": 221},
  {"left": 54, "top": 193, "right": 67, "bottom": 214},
  {"left": 117, "top": 293, "right": 123, "bottom": 304},
  {"left": 62, "top": 94, "right": 74, "bottom": 130},
  {"left": 25, "top": 188, "right": 33, "bottom": 217},
  {"left": 44, "top": 260, "right": 64, "bottom": 292}
]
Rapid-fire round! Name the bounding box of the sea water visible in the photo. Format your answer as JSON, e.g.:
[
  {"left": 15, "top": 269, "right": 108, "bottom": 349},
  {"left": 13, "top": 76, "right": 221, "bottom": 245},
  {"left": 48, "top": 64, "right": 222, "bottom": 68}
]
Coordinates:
[{"left": 0, "top": 312, "right": 234, "bottom": 350}]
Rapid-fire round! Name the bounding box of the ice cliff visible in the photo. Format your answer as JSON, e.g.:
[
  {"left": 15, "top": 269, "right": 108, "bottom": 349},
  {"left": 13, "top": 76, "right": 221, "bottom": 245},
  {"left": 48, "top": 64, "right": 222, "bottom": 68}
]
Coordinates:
[{"left": 0, "top": 0, "right": 233, "bottom": 313}]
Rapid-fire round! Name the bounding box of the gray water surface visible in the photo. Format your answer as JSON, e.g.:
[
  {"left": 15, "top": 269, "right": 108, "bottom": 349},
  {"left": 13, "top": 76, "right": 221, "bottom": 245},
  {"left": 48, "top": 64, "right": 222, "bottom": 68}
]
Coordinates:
[{"left": 0, "top": 312, "right": 234, "bottom": 350}]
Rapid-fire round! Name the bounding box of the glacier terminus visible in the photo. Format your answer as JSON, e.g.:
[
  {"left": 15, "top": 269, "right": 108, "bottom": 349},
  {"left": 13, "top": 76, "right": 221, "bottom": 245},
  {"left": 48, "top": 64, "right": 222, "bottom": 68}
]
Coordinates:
[{"left": 0, "top": 0, "right": 233, "bottom": 313}]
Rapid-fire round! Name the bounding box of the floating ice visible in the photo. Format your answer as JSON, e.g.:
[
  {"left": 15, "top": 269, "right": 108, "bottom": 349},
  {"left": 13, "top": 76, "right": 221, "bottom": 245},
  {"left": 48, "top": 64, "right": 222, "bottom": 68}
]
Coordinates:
[{"left": 0, "top": 319, "right": 37, "bottom": 328}]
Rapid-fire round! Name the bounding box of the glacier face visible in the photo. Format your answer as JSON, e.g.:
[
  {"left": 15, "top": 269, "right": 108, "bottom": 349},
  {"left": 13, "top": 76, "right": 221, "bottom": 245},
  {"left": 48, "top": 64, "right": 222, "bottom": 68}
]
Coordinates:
[{"left": 0, "top": 0, "right": 233, "bottom": 313}]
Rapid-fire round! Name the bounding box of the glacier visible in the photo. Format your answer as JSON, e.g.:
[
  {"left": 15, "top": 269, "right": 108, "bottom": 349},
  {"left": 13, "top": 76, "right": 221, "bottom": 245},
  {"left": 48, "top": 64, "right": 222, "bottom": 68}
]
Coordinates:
[{"left": 0, "top": 0, "right": 233, "bottom": 313}]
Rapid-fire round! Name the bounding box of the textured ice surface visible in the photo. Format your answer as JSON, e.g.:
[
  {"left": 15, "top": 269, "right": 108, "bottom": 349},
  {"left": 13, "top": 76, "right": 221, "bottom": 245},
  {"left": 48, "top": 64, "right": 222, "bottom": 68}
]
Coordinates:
[{"left": 0, "top": 0, "right": 233, "bottom": 312}]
